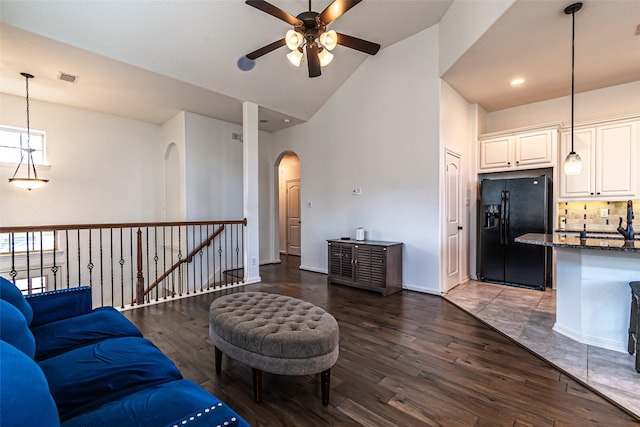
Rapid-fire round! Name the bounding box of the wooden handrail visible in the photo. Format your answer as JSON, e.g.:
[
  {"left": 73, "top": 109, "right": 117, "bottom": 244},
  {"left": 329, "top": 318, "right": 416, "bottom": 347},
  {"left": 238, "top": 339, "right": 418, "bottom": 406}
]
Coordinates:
[
  {"left": 132, "top": 225, "right": 226, "bottom": 304},
  {"left": 0, "top": 219, "right": 246, "bottom": 233}
]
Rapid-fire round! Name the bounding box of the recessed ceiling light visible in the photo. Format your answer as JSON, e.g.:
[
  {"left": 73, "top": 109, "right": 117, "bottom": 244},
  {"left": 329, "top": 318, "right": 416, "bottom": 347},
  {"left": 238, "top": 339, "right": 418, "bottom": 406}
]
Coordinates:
[
  {"left": 283, "top": 118, "right": 291, "bottom": 123},
  {"left": 510, "top": 78, "right": 525, "bottom": 86}
]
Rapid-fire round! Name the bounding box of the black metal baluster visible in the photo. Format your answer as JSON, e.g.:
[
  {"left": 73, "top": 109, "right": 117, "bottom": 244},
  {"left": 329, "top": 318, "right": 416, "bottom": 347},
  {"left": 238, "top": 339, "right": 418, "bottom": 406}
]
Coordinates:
[
  {"left": 145, "top": 227, "right": 150, "bottom": 303},
  {"left": 205, "top": 225, "right": 210, "bottom": 290},
  {"left": 199, "top": 225, "right": 203, "bottom": 292},
  {"left": 87, "top": 230, "right": 94, "bottom": 289},
  {"left": 39, "top": 231, "right": 44, "bottom": 291},
  {"left": 9, "top": 233, "right": 17, "bottom": 285},
  {"left": 154, "top": 227, "right": 159, "bottom": 301},
  {"left": 26, "top": 232, "right": 31, "bottom": 293},
  {"left": 51, "top": 230, "right": 58, "bottom": 290},
  {"left": 171, "top": 226, "right": 175, "bottom": 298},
  {"left": 77, "top": 229, "right": 81, "bottom": 287},
  {"left": 129, "top": 228, "right": 134, "bottom": 306},
  {"left": 218, "top": 229, "right": 223, "bottom": 286},
  {"left": 65, "top": 230, "right": 70, "bottom": 288},
  {"left": 119, "top": 228, "right": 125, "bottom": 309},
  {"left": 99, "top": 229, "right": 104, "bottom": 306},
  {"left": 162, "top": 226, "right": 167, "bottom": 300},
  {"left": 178, "top": 226, "right": 182, "bottom": 296},
  {"left": 110, "top": 228, "right": 114, "bottom": 307},
  {"left": 242, "top": 223, "right": 245, "bottom": 283}
]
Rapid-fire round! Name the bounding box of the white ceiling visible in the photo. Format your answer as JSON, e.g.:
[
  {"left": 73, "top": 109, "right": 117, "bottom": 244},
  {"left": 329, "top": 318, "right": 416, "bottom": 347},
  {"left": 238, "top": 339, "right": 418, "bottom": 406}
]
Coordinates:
[{"left": 0, "top": 0, "right": 638, "bottom": 132}]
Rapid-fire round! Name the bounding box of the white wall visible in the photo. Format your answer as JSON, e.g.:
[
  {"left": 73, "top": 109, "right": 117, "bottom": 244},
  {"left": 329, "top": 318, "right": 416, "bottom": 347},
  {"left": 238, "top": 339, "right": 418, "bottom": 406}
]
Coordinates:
[
  {"left": 258, "top": 129, "right": 276, "bottom": 264},
  {"left": 439, "top": 81, "right": 475, "bottom": 285},
  {"left": 183, "top": 112, "right": 243, "bottom": 221},
  {"left": 161, "top": 112, "right": 186, "bottom": 221},
  {"left": 439, "top": 0, "right": 514, "bottom": 76},
  {"left": 0, "top": 93, "right": 163, "bottom": 226},
  {"left": 267, "top": 26, "right": 443, "bottom": 292},
  {"left": 485, "top": 81, "right": 640, "bottom": 133}
]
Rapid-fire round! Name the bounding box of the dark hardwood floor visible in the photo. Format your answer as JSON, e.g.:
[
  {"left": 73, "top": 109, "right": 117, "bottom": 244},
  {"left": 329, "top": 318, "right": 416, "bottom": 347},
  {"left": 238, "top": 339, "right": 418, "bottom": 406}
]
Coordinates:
[{"left": 123, "top": 256, "right": 639, "bottom": 426}]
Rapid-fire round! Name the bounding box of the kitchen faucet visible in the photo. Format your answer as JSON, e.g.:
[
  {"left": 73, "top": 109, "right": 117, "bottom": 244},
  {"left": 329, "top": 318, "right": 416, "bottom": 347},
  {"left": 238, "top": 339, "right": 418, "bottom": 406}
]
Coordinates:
[{"left": 617, "top": 200, "right": 635, "bottom": 242}]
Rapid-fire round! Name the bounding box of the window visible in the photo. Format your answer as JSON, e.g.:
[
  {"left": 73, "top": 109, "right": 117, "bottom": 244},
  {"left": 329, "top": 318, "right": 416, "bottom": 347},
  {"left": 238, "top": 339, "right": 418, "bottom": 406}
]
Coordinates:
[
  {"left": 15, "top": 276, "right": 47, "bottom": 295},
  {"left": 0, "top": 126, "right": 46, "bottom": 165},
  {"left": 0, "top": 231, "right": 56, "bottom": 254}
]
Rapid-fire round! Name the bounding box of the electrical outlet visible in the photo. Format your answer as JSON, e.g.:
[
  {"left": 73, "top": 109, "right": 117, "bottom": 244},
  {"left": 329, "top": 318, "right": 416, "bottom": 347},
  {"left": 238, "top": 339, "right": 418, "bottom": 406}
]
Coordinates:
[{"left": 600, "top": 208, "right": 609, "bottom": 218}]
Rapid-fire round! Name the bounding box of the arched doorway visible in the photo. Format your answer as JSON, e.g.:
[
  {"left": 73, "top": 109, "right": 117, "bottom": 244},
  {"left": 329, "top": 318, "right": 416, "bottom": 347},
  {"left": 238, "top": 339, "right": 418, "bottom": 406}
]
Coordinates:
[{"left": 276, "top": 152, "right": 301, "bottom": 259}]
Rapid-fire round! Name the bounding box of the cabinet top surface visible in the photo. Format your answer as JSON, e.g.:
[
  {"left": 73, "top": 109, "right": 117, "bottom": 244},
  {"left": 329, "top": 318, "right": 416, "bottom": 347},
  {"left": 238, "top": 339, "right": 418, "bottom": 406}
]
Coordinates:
[
  {"left": 515, "top": 233, "right": 640, "bottom": 253},
  {"left": 328, "top": 239, "right": 402, "bottom": 246}
]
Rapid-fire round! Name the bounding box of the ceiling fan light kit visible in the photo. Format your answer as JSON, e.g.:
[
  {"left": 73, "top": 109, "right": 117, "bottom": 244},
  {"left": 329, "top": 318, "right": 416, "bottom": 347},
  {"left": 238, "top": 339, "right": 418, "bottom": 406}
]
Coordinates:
[{"left": 243, "top": 0, "right": 380, "bottom": 78}]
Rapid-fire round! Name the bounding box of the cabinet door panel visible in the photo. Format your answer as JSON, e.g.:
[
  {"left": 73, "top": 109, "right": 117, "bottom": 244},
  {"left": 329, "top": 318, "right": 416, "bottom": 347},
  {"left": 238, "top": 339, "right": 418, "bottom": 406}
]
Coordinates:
[
  {"left": 355, "top": 245, "right": 386, "bottom": 288},
  {"left": 515, "top": 130, "right": 553, "bottom": 166},
  {"left": 596, "top": 122, "right": 637, "bottom": 197},
  {"left": 329, "top": 243, "right": 353, "bottom": 280},
  {"left": 479, "top": 136, "right": 511, "bottom": 170},
  {"left": 560, "top": 128, "right": 595, "bottom": 198}
]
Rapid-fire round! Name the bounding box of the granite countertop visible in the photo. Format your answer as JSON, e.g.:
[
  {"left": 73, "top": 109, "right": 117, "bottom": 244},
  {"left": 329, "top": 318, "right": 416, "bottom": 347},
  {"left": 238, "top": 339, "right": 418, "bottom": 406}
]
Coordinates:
[{"left": 515, "top": 233, "right": 640, "bottom": 252}]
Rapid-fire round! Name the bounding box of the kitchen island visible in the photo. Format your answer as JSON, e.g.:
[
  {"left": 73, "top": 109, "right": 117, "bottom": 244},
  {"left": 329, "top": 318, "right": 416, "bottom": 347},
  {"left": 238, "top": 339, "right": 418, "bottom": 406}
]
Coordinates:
[{"left": 516, "top": 233, "right": 640, "bottom": 352}]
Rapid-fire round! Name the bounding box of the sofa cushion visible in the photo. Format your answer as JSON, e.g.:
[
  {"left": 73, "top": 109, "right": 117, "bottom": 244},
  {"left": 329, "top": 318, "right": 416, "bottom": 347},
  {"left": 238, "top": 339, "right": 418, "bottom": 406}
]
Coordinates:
[
  {"left": 32, "top": 306, "right": 143, "bottom": 361},
  {"left": 0, "top": 299, "right": 36, "bottom": 358},
  {"left": 26, "top": 286, "right": 92, "bottom": 327},
  {"left": 39, "top": 336, "right": 183, "bottom": 421},
  {"left": 0, "top": 340, "right": 60, "bottom": 427},
  {"left": 0, "top": 275, "right": 33, "bottom": 324},
  {"left": 62, "top": 379, "right": 249, "bottom": 427}
]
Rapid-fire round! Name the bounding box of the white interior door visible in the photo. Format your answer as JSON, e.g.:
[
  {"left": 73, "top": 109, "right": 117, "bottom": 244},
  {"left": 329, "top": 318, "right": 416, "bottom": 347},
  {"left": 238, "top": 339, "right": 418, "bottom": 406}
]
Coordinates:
[
  {"left": 286, "top": 179, "right": 301, "bottom": 256},
  {"left": 445, "top": 151, "right": 462, "bottom": 292}
]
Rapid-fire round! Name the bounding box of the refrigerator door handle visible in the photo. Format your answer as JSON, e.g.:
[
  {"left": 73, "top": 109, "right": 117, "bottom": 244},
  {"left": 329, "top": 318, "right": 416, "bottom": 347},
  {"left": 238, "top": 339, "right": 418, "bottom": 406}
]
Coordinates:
[
  {"left": 504, "top": 191, "right": 510, "bottom": 246},
  {"left": 500, "top": 191, "right": 506, "bottom": 246}
]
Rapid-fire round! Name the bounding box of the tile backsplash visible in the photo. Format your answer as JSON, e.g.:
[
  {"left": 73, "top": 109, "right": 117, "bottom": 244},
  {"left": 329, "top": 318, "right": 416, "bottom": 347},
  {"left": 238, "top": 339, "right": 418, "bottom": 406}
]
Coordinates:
[{"left": 557, "top": 200, "right": 638, "bottom": 233}]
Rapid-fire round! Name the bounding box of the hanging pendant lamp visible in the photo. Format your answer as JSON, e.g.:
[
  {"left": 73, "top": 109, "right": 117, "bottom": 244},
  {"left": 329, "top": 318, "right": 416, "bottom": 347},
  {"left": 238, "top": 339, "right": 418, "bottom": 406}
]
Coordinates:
[
  {"left": 8, "top": 72, "right": 48, "bottom": 190},
  {"left": 563, "top": 3, "right": 583, "bottom": 176}
]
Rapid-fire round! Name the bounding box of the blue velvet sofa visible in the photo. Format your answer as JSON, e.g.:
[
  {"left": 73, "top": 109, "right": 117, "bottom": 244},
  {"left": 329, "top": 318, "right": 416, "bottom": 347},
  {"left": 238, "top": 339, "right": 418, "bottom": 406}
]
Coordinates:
[{"left": 0, "top": 276, "right": 250, "bottom": 427}]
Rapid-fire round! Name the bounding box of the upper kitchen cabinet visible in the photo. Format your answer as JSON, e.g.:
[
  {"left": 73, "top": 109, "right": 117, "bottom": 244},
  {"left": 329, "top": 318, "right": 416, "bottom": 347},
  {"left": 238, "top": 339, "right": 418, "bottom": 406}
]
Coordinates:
[
  {"left": 559, "top": 116, "right": 638, "bottom": 200},
  {"left": 479, "top": 126, "right": 557, "bottom": 172}
]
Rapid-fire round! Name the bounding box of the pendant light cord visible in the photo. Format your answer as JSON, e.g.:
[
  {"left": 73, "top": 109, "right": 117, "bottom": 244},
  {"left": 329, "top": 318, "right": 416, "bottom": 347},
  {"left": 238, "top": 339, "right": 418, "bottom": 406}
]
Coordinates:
[
  {"left": 570, "top": 8, "right": 575, "bottom": 153},
  {"left": 25, "top": 74, "right": 31, "bottom": 148}
]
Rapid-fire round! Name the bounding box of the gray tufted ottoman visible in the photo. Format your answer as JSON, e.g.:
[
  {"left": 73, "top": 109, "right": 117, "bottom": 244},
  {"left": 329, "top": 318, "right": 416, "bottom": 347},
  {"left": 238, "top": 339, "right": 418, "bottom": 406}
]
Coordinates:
[{"left": 209, "top": 291, "right": 339, "bottom": 405}]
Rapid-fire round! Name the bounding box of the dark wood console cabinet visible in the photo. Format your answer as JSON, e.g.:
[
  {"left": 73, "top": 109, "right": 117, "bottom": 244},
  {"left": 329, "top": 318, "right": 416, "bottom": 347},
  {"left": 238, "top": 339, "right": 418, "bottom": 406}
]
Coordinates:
[{"left": 327, "top": 239, "right": 402, "bottom": 296}]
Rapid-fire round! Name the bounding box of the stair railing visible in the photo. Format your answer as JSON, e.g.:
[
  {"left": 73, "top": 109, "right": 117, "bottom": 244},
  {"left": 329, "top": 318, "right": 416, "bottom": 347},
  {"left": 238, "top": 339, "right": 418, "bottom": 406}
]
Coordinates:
[{"left": 0, "top": 219, "right": 246, "bottom": 309}]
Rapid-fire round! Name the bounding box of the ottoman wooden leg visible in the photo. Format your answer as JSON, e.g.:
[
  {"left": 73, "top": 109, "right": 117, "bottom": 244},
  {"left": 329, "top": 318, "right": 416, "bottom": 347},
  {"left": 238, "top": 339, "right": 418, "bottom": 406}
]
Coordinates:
[
  {"left": 252, "top": 368, "right": 263, "bottom": 403},
  {"left": 321, "top": 369, "right": 331, "bottom": 405},
  {"left": 214, "top": 347, "right": 222, "bottom": 374}
]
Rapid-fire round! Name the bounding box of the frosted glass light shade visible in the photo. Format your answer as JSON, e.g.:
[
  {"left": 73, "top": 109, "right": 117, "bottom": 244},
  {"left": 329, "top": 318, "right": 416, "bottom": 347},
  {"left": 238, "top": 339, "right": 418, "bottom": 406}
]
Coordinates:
[
  {"left": 319, "top": 30, "right": 337, "bottom": 50},
  {"left": 287, "top": 49, "right": 303, "bottom": 67},
  {"left": 285, "top": 30, "right": 303, "bottom": 50},
  {"left": 564, "top": 151, "right": 582, "bottom": 175},
  {"left": 9, "top": 178, "right": 48, "bottom": 190},
  {"left": 318, "top": 49, "right": 334, "bottom": 67}
]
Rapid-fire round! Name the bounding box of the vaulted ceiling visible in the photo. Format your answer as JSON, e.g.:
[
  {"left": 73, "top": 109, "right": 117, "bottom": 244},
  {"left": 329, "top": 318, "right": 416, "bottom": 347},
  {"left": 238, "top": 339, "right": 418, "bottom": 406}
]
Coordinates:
[{"left": 0, "top": 0, "right": 638, "bottom": 132}]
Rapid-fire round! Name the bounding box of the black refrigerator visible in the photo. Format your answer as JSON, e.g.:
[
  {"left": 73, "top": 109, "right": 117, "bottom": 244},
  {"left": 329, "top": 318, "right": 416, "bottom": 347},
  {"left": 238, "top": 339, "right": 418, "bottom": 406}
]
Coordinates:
[{"left": 478, "top": 176, "right": 551, "bottom": 290}]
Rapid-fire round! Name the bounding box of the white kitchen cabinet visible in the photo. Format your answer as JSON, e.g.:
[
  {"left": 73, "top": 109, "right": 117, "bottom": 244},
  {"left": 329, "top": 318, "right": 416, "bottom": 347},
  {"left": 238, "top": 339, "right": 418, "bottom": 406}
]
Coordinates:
[
  {"left": 479, "top": 128, "right": 556, "bottom": 172},
  {"left": 559, "top": 117, "right": 638, "bottom": 200}
]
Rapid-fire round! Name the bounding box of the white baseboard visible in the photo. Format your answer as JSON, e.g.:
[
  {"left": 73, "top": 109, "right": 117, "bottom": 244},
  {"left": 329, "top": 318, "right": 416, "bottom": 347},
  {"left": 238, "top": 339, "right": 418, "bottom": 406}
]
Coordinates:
[{"left": 553, "top": 323, "right": 626, "bottom": 353}]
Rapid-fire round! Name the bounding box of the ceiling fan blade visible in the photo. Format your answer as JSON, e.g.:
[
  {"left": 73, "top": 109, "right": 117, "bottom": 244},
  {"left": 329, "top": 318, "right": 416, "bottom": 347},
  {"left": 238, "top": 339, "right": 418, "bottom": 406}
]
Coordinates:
[
  {"left": 336, "top": 32, "right": 380, "bottom": 55},
  {"left": 318, "top": 0, "right": 362, "bottom": 25},
  {"left": 306, "top": 44, "right": 321, "bottom": 78},
  {"left": 246, "top": 38, "right": 287, "bottom": 60},
  {"left": 245, "top": 0, "right": 301, "bottom": 26}
]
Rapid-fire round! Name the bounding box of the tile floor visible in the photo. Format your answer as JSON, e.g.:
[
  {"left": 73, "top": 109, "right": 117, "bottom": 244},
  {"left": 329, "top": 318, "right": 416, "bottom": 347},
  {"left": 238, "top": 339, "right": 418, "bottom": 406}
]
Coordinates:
[{"left": 444, "top": 281, "right": 640, "bottom": 419}]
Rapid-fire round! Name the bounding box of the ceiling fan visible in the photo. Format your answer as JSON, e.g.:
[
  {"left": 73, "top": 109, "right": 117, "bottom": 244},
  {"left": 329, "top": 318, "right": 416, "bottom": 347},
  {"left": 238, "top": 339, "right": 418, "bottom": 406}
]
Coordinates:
[{"left": 242, "top": 0, "right": 380, "bottom": 78}]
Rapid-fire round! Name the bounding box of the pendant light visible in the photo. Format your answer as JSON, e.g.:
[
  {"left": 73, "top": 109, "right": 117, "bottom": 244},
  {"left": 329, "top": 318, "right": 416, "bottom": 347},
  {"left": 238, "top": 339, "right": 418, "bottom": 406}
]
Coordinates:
[
  {"left": 8, "top": 72, "right": 48, "bottom": 190},
  {"left": 563, "top": 3, "right": 583, "bottom": 176}
]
